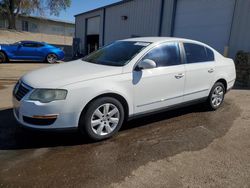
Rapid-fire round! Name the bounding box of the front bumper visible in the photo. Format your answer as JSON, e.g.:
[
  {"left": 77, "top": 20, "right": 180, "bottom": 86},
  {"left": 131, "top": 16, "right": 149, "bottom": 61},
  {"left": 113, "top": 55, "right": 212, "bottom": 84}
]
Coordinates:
[{"left": 13, "top": 96, "right": 80, "bottom": 130}]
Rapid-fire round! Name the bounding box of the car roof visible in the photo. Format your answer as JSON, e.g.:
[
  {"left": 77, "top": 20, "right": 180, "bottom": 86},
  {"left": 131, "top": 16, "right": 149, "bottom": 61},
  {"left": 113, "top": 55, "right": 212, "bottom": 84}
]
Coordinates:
[
  {"left": 121, "top": 37, "right": 217, "bottom": 52},
  {"left": 20, "top": 41, "right": 42, "bottom": 44},
  {"left": 121, "top": 37, "right": 205, "bottom": 45}
]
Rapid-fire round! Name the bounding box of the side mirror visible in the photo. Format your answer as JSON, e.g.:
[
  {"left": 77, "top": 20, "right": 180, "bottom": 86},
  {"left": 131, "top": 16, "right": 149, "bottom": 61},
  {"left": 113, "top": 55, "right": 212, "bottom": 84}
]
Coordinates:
[{"left": 136, "top": 59, "right": 157, "bottom": 70}]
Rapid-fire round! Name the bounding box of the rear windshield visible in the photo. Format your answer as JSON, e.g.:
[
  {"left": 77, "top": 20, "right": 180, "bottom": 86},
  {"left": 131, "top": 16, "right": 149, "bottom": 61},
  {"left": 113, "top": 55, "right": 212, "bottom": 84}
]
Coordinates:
[{"left": 82, "top": 41, "right": 151, "bottom": 66}]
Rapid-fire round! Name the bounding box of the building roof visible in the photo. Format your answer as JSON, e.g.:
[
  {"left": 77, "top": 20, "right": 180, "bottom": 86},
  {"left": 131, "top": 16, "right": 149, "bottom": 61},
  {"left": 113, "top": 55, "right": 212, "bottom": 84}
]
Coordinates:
[
  {"left": 74, "top": 0, "right": 134, "bottom": 17},
  {"left": 19, "top": 15, "right": 75, "bottom": 25}
]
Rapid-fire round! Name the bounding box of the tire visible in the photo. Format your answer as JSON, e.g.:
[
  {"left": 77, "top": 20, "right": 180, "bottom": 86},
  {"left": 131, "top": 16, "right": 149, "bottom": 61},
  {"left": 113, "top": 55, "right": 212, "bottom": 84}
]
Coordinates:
[
  {"left": 46, "top": 53, "right": 57, "bottom": 64},
  {"left": 207, "top": 82, "right": 225, "bottom": 110},
  {"left": 0, "top": 51, "right": 7, "bottom": 63},
  {"left": 79, "top": 97, "right": 125, "bottom": 141}
]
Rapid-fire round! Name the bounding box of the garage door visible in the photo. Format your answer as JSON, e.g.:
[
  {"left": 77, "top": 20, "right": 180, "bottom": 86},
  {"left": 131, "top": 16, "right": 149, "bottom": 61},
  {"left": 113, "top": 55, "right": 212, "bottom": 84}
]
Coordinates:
[
  {"left": 87, "top": 16, "right": 100, "bottom": 35},
  {"left": 173, "top": 0, "right": 235, "bottom": 53}
]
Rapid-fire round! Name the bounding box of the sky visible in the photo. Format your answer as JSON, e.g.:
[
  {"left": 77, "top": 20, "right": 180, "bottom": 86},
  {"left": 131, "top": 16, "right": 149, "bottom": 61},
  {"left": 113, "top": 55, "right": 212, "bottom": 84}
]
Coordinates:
[{"left": 48, "top": 0, "right": 121, "bottom": 23}]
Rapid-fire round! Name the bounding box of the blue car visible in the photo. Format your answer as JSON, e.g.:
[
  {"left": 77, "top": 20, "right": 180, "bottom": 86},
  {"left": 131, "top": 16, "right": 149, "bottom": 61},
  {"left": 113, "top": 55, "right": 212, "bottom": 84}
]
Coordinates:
[{"left": 0, "top": 41, "right": 65, "bottom": 64}]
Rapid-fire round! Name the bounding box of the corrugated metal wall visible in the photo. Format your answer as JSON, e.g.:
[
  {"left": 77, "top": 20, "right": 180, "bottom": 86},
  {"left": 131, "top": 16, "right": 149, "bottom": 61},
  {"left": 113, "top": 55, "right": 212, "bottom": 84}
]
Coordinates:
[
  {"left": 104, "top": 0, "right": 162, "bottom": 44},
  {"left": 173, "top": 0, "right": 236, "bottom": 54},
  {"left": 75, "top": 9, "right": 104, "bottom": 53},
  {"left": 229, "top": 0, "right": 250, "bottom": 58},
  {"left": 75, "top": 0, "right": 250, "bottom": 57},
  {"left": 161, "top": 0, "right": 175, "bottom": 36},
  {"left": 75, "top": 0, "right": 175, "bottom": 54}
]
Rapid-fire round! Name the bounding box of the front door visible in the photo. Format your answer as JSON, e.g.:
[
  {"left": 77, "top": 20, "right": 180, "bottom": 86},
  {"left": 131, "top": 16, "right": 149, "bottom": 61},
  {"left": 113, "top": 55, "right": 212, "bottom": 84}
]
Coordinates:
[
  {"left": 133, "top": 42, "right": 185, "bottom": 114},
  {"left": 14, "top": 42, "right": 41, "bottom": 60}
]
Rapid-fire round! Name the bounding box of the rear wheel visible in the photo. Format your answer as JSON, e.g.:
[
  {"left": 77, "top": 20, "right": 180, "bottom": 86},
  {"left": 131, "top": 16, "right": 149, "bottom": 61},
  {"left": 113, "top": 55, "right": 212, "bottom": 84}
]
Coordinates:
[
  {"left": 207, "top": 82, "right": 225, "bottom": 110},
  {"left": 46, "top": 53, "right": 57, "bottom": 64},
  {"left": 0, "top": 52, "right": 7, "bottom": 63},
  {"left": 79, "top": 97, "right": 125, "bottom": 141}
]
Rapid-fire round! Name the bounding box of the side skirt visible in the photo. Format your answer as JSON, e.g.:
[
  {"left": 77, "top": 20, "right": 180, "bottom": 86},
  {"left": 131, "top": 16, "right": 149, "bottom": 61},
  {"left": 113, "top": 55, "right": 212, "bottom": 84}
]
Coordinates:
[
  {"left": 9, "top": 59, "right": 43, "bottom": 62},
  {"left": 128, "top": 97, "right": 208, "bottom": 121}
]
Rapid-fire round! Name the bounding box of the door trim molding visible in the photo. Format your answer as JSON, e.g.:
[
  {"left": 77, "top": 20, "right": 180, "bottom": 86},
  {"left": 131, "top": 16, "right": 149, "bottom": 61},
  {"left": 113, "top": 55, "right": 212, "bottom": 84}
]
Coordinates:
[{"left": 137, "top": 88, "right": 209, "bottom": 107}]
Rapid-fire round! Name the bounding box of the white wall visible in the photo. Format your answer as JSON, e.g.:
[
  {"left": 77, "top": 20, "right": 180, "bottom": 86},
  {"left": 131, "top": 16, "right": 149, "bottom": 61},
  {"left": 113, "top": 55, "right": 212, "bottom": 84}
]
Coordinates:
[{"left": 1, "top": 16, "right": 74, "bottom": 37}]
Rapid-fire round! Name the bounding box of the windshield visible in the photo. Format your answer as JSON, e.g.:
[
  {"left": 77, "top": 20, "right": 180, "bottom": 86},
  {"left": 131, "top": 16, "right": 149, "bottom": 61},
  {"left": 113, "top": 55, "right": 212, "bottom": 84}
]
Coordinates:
[
  {"left": 13, "top": 41, "right": 21, "bottom": 45},
  {"left": 82, "top": 41, "right": 151, "bottom": 66}
]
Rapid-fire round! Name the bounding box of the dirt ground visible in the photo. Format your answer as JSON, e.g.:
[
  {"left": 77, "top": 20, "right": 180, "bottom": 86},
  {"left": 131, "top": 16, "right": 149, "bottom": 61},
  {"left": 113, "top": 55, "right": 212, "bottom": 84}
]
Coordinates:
[{"left": 0, "top": 63, "right": 250, "bottom": 188}]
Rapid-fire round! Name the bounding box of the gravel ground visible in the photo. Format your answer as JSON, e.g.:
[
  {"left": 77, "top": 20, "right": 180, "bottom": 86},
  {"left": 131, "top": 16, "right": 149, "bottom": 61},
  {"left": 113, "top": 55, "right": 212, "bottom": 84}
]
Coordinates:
[{"left": 0, "top": 63, "right": 249, "bottom": 188}]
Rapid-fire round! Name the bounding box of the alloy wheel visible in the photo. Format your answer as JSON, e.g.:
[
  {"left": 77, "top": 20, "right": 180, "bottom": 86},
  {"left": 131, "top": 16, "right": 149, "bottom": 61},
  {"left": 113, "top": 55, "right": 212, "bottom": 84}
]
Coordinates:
[
  {"left": 0, "top": 53, "right": 5, "bottom": 63},
  {"left": 90, "top": 103, "right": 120, "bottom": 136},
  {"left": 211, "top": 85, "right": 224, "bottom": 108},
  {"left": 47, "top": 54, "right": 57, "bottom": 64}
]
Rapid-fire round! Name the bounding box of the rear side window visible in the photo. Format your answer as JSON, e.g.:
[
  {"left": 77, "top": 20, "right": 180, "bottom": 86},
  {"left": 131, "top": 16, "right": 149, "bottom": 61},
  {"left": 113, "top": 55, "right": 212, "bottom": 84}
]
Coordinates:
[
  {"left": 142, "top": 43, "right": 181, "bottom": 67},
  {"left": 184, "top": 43, "right": 214, "bottom": 63},
  {"left": 205, "top": 47, "right": 215, "bottom": 61}
]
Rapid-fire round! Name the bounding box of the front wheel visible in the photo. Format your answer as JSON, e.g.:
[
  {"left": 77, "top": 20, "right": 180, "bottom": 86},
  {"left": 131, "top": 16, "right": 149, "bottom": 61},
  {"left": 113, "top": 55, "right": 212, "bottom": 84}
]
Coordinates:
[
  {"left": 79, "top": 97, "right": 125, "bottom": 141},
  {"left": 207, "top": 82, "right": 225, "bottom": 110},
  {"left": 0, "top": 52, "right": 7, "bottom": 63},
  {"left": 46, "top": 53, "right": 58, "bottom": 64}
]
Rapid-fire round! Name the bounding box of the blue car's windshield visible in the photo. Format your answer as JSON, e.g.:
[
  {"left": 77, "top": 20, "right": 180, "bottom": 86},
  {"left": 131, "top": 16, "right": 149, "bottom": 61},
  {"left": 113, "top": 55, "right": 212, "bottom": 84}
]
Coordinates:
[
  {"left": 82, "top": 41, "right": 151, "bottom": 67},
  {"left": 13, "top": 41, "right": 21, "bottom": 45}
]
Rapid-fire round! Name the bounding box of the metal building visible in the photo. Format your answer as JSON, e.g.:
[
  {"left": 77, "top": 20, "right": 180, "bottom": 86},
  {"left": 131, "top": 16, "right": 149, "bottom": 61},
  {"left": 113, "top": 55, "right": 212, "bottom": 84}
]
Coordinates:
[{"left": 75, "top": 0, "right": 250, "bottom": 58}]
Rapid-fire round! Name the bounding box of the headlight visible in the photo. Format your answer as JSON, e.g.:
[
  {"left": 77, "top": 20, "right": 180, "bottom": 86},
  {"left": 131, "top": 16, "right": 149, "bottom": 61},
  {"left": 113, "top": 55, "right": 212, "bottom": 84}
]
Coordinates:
[{"left": 29, "top": 89, "right": 67, "bottom": 103}]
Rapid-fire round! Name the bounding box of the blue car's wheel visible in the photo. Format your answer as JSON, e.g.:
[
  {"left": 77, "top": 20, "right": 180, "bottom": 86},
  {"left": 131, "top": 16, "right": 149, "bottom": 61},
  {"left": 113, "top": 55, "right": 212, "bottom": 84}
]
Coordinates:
[
  {"left": 0, "top": 51, "right": 7, "bottom": 63},
  {"left": 46, "top": 53, "right": 57, "bottom": 64}
]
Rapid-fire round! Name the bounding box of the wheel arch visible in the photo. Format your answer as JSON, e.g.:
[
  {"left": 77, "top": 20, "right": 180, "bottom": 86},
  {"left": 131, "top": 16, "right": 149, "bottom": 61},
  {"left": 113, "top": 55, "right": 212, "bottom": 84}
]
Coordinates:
[
  {"left": 45, "top": 52, "right": 58, "bottom": 63},
  {"left": 0, "top": 50, "right": 9, "bottom": 60},
  {"left": 215, "top": 78, "right": 227, "bottom": 91},
  {"left": 79, "top": 92, "right": 130, "bottom": 124}
]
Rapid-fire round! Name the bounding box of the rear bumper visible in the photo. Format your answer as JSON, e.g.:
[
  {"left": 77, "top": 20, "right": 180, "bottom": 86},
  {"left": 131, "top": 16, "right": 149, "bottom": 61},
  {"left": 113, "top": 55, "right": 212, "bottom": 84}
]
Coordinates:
[{"left": 227, "top": 79, "right": 236, "bottom": 92}]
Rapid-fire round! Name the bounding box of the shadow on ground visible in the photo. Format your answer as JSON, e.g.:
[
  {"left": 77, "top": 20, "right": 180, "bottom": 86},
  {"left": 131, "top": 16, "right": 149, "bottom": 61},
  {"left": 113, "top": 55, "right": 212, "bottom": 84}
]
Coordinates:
[
  {"left": 0, "top": 101, "right": 238, "bottom": 150},
  {"left": 0, "top": 98, "right": 241, "bottom": 187}
]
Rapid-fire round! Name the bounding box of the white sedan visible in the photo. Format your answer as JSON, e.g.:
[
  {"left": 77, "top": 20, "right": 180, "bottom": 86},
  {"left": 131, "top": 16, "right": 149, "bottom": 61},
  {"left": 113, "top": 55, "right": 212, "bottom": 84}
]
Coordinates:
[{"left": 13, "top": 37, "right": 236, "bottom": 140}]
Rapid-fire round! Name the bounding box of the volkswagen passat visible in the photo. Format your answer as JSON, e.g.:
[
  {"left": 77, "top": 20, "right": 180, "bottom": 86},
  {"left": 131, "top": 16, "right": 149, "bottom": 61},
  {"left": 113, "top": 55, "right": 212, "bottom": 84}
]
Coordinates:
[{"left": 13, "top": 37, "right": 236, "bottom": 140}]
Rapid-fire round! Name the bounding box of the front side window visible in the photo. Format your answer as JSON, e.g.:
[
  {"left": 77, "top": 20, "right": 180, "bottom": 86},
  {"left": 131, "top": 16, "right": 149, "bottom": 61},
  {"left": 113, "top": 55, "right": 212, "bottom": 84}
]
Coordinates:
[
  {"left": 184, "top": 43, "right": 214, "bottom": 63},
  {"left": 23, "top": 43, "right": 38, "bottom": 48},
  {"left": 142, "top": 43, "right": 181, "bottom": 67},
  {"left": 83, "top": 41, "right": 150, "bottom": 66}
]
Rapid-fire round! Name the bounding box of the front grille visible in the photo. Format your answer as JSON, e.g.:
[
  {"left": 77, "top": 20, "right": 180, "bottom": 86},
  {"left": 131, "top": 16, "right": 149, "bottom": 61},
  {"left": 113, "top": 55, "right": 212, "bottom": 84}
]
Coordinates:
[{"left": 13, "top": 81, "right": 33, "bottom": 101}]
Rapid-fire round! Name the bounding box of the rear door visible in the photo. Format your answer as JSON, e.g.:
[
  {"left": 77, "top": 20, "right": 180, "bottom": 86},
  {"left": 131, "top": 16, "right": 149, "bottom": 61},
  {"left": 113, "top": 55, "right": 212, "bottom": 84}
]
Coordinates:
[
  {"left": 182, "top": 42, "right": 215, "bottom": 102},
  {"left": 133, "top": 42, "right": 185, "bottom": 114}
]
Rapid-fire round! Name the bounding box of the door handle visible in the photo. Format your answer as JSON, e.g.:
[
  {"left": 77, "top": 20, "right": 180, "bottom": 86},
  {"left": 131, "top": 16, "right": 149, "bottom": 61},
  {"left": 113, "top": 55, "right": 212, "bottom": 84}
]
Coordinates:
[
  {"left": 208, "top": 68, "right": 214, "bottom": 73},
  {"left": 175, "top": 73, "right": 184, "bottom": 79}
]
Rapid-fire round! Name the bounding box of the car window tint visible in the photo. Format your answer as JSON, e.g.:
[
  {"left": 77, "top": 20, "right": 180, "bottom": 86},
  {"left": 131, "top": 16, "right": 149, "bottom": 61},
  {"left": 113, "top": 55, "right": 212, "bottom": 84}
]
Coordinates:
[
  {"left": 142, "top": 43, "right": 181, "bottom": 67},
  {"left": 184, "top": 43, "right": 214, "bottom": 63},
  {"left": 205, "top": 47, "right": 215, "bottom": 61},
  {"left": 23, "top": 43, "right": 38, "bottom": 48}
]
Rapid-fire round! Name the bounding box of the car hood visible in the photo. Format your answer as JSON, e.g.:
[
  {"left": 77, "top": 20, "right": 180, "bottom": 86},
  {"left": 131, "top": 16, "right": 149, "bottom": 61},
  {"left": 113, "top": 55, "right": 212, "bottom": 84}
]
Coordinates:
[
  {"left": 0, "top": 44, "right": 10, "bottom": 49},
  {"left": 21, "top": 59, "right": 124, "bottom": 88}
]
